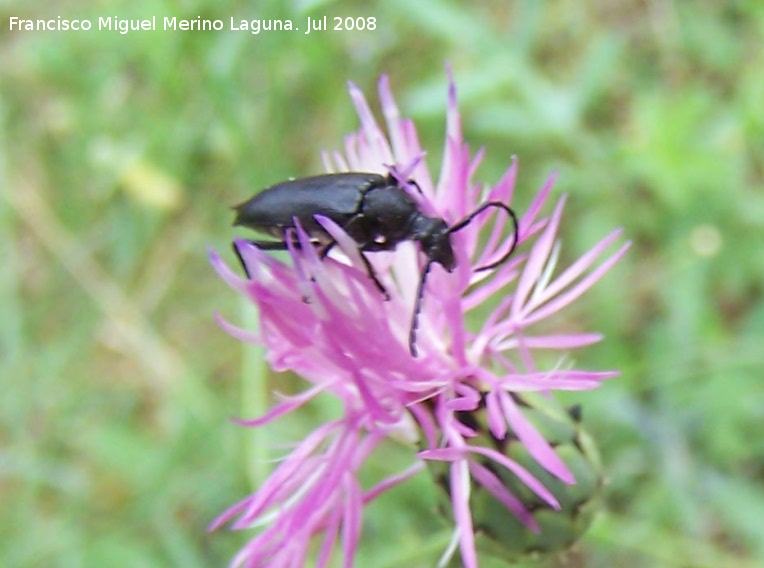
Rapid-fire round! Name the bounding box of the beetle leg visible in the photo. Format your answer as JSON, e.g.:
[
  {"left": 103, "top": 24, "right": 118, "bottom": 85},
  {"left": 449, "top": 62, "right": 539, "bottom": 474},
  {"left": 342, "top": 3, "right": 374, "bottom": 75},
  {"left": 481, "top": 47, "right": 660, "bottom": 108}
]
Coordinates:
[
  {"left": 319, "top": 241, "right": 335, "bottom": 259},
  {"left": 232, "top": 239, "right": 294, "bottom": 278},
  {"left": 358, "top": 251, "right": 390, "bottom": 301},
  {"left": 235, "top": 236, "right": 390, "bottom": 302},
  {"left": 406, "top": 179, "right": 423, "bottom": 195},
  {"left": 244, "top": 239, "right": 292, "bottom": 250},
  {"left": 320, "top": 234, "right": 390, "bottom": 301},
  {"left": 232, "top": 242, "right": 251, "bottom": 279},
  {"left": 235, "top": 238, "right": 321, "bottom": 303},
  {"left": 319, "top": 241, "right": 391, "bottom": 300}
]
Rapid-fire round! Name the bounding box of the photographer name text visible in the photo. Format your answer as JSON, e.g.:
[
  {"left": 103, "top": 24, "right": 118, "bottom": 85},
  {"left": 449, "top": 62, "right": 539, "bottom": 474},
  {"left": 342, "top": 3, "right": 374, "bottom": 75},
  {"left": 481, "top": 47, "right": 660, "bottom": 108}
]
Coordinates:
[{"left": 8, "top": 15, "right": 377, "bottom": 35}]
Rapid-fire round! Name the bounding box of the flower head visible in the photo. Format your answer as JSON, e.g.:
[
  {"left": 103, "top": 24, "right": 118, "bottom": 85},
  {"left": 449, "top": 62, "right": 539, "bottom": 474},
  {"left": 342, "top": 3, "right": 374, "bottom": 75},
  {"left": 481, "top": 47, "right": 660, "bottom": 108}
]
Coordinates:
[{"left": 210, "top": 67, "right": 630, "bottom": 568}]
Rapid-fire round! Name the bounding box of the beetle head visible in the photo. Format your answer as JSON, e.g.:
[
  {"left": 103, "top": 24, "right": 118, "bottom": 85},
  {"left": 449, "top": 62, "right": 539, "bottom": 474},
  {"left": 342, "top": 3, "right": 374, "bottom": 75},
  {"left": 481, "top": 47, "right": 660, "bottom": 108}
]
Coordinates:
[{"left": 414, "top": 217, "right": 456, "bottom": 271}]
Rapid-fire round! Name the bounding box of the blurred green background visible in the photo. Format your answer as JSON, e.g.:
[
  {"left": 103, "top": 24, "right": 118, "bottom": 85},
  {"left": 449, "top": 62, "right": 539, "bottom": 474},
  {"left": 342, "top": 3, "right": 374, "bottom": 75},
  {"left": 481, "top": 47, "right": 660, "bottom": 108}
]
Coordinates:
[{"left": 2, "top": 0, "right": 763, "bottom": 566}]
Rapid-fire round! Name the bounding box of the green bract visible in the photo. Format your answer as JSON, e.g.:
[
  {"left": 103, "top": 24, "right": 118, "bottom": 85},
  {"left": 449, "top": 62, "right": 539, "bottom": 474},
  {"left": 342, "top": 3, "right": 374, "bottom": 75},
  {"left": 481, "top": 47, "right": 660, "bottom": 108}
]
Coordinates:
[{"left": 431, "top": 392, "right": 603, "bottom": 564}]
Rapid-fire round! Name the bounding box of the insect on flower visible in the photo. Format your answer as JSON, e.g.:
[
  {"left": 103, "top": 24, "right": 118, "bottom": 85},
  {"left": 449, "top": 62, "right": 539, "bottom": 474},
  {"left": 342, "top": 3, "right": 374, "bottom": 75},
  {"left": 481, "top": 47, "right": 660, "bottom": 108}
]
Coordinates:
[
  {"left": 210, "top": 67, "right": 631, "bottom": 568},
  {"left": 232, "top": 171, "right": 519, "bottom": 356}
]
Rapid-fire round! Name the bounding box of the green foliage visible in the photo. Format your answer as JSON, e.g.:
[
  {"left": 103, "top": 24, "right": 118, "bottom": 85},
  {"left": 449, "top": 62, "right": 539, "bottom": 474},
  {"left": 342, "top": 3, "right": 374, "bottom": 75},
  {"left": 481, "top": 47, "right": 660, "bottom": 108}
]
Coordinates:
[{"left": 2, "top": 0, "right": 763, "bottom": 566}]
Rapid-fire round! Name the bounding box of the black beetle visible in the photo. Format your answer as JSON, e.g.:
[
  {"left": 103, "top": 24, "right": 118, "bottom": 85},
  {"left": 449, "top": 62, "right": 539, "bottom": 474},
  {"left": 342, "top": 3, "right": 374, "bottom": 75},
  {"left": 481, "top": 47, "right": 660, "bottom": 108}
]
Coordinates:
[{"left": 232, "top": 172, "right": 519, "bottom": 357}]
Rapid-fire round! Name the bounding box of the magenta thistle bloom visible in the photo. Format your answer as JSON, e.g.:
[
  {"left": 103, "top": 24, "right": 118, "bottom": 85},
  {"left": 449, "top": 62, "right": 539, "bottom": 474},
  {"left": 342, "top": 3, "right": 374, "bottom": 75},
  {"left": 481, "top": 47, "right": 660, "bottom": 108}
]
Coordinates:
[{"left": 210, "top": 68, "right": 630, "bottom": 568}]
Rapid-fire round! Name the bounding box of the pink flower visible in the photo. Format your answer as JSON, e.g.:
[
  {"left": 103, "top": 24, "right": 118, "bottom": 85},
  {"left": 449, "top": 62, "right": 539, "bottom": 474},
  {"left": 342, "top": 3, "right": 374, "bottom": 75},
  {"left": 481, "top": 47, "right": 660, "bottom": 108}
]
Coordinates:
[{"left": 210, "top": 66, "right": 630, "bottom": 568}]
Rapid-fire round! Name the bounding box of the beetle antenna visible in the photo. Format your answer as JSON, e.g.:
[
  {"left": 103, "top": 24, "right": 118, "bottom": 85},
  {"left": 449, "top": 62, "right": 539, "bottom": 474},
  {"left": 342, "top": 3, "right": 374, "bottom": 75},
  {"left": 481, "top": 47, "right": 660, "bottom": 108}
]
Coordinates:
[
  {"left": 409, "top": 260, "right": 434, "bottom": 357},
  {"left": 449, "top": 201, "right": 519, "bottom": 272}
]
